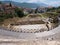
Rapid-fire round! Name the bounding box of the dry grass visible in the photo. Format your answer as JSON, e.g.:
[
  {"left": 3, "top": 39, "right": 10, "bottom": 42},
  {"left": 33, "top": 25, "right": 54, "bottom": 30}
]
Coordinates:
[{"left": 2, "top": 17, "right": 20, "bottom": 26}]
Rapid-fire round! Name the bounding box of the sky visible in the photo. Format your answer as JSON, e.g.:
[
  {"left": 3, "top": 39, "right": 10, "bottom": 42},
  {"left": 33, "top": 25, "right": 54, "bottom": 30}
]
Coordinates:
[{"left": 1, "top": 0, "right": 60, "bottom": 6}]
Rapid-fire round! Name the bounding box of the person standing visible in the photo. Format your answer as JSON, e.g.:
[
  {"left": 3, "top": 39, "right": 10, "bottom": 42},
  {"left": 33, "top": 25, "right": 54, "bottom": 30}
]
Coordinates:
[{"left": 46, "top": 22, "right": 50, "bottom": 31}]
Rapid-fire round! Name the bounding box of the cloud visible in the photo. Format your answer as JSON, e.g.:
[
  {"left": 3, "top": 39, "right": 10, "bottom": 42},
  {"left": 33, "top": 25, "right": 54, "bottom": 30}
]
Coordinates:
[
  {"left": 12, "top": 0, "right": 46, "bottom": 3},
  {"left": 44, "top": 0, "right": 60, "bottom": 6},
  {"left": 2, "top": 0, "right": 60, "bottom": 6}
]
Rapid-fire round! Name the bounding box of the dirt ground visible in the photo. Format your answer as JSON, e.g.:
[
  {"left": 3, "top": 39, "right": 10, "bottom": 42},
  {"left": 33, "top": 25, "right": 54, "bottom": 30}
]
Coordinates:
[{"left": 0, "top": 40, "right": 60, "bottom": 45}]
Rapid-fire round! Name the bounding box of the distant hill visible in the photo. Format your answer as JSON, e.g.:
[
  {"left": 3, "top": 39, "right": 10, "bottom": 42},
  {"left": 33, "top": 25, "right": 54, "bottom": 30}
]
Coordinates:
[{"left": 1, "top": 1, "right": 48, "bottom": 8}]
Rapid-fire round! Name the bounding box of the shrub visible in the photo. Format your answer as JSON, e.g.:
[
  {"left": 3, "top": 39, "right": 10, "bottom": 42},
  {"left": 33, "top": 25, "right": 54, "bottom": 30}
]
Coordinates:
[{"left": 15, "top": 7, "right": 25, "bottom": 18}]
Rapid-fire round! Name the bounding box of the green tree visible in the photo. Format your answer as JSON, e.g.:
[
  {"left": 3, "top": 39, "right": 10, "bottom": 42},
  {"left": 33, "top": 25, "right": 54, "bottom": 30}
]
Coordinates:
[
  {"left": 0, "top": 1, "right": 2, "bottom": 4},
  {"left": 35, "top": 7, "right": 38, "bottom": 13},
  {"left": 9, "top": 3, "right": 12, "bottom": 7},
  {"left": 15, "top": 7, "right": 24, "bottom": 18},
  {"left": 47, "top": 7, "right": 56, "bottom": 12}
]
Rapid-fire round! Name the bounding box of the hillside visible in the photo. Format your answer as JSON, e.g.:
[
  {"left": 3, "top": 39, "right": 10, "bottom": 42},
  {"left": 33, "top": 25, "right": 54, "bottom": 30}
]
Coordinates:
[{"left": 1, "top": 1, "right": 48, "bottom": 8}]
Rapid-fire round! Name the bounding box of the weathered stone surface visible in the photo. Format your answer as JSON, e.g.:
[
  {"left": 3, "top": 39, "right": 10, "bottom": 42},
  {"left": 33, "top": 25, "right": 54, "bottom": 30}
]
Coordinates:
[{"left": 0, "top": 40, "right": 60, "bottom": 45}]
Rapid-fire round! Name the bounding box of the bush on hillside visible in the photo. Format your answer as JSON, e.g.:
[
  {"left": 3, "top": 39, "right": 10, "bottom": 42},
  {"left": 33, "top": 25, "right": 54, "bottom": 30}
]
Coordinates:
[{"left": 15, "top": 7, "right": 25, "bottom": 18}]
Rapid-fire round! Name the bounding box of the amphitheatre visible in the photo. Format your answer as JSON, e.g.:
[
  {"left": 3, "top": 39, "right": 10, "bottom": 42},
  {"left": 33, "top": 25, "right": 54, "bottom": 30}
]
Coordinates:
[
  {"left": 7, "top": 14, "right": 56, "bottom": 33},
  {"left": 0, "top": 14, "right": 60, "bottom": 45}
]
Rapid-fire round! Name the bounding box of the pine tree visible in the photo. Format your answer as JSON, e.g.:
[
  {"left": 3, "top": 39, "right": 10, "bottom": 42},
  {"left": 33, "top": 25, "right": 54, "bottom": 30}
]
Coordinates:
[
  {"left": 0, "top": 1, "right": 2, "bottom": 4},
  {"left": 9, "top": 3, "right": 12, "bottom": 7}
]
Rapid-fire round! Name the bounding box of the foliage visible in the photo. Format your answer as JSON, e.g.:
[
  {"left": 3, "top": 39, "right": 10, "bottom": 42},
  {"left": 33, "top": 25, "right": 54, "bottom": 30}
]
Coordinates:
[
  {"left": 9, "top": 3, "right": 12, "bottom": 7},
  {"left": 0, "top": 6, "right": 25, "bottom": 22},
  {"left": 41, "top": 12, "right": 59, "bottom": 18},
  {"left": 0, "top": 1, "right": 2, "bottom": 4},
  {"left": 15, "top": 7, "right": 25, "bottom": 18},
  {"left": 35, "top": 8, "right": 38, "bottom": 13},
  {"left": 47, "top": 7, "right": 56, "bottom": 12}
]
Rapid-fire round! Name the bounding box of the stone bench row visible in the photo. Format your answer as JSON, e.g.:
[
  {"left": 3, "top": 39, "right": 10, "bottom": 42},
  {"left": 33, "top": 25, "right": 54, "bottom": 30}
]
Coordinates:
[{"left": 0, "top": 27, "right": 48, "bottom": 33}]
